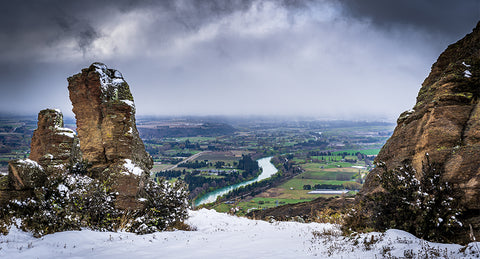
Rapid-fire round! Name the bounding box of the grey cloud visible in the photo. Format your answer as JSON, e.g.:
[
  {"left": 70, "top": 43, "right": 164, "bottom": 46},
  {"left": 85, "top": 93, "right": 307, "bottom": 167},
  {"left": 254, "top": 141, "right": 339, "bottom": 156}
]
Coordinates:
[
  {"left": 337, "top": 0, "right": 480, "bottom": 38},
  {"left": 3, "top": 0, "right": 474, "bottom": 62},
  {"left": 54, "top": 16, "right": 100, "bottom": 55},
  {"left": 0, "top": 0, "right": 478, "bottom": 120}
]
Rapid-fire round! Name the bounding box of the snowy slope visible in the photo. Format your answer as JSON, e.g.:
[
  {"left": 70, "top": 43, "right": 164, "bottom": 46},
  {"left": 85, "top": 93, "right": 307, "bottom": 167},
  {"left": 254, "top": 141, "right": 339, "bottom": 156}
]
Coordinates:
[{"left": 0, "top": 209, "right": 478, "bottom": 258}]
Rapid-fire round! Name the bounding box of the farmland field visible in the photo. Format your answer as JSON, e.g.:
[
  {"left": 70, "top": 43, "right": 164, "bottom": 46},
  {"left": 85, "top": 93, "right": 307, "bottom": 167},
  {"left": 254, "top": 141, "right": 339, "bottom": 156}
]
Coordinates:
[
  {"left": 0, "top": 114, "right": 393, "bottom": 209},
  {"left": 195, "top": 151, "right": 250, "bottom": 161},
  {"left": 211, "top": 197, "right": 315, "bottom": 216}
]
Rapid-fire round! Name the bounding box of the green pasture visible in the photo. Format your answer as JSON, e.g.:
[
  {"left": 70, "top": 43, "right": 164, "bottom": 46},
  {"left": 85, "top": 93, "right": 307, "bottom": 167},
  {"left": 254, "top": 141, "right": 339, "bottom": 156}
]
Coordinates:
[{"left": 211, "top": 197, "right": 315, "bottom": 216}]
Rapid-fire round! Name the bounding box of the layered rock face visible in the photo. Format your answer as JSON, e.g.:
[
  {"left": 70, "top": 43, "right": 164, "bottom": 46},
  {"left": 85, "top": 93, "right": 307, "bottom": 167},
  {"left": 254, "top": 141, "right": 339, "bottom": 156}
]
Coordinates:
[
  {"left": 68, "top": 63, "right": 153, "bottom": 209},
  {"left": 29, "top": 109, "right": 81, "bottom": 174},
  {"left": 68, "top": 63, "right": 152, "bottom": 174},
  {"left": 1, "top": 110, "right": 79, "bottom": 203},
  {"left": 7, "top": 159, "right": 46, "bottom": 191},
  {"left": 361, "top": 22, "right": 480, "bottom": 238},
  {"left": 7, "top": 109, "right": 80, "bottom": 189}
]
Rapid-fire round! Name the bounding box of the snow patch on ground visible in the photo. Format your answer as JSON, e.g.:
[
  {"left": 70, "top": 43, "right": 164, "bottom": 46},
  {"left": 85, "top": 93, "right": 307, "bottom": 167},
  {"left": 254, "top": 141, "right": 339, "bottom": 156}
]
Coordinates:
[
  {"left": 465, "top": 70, "right": 472, "bottom": 78},
  {"left": 0, "top": 209, "right": 478, "bottom": 258},
  {"left": 112, "top": 78, "right": 125, "bottom": 85},
  {"left": 92, "top": 63, "right": 127, "bottom": 93},
  {"left": 92, "top": 63, "right": 110, "bottom": 91},
  {"left": 55, "top": 131, "right": 76, "bottom": 138},
  {"left": 122, "top": 159, "right": 144, "bottom": 176},
  {"left": 121, "top": 100, "right": 134, "bottom": 107},
  {"left": 57, "top": 184, "right": 68, "bottom": 194},
  {"left": 54, "top": 127, "right": 76, "bottom": 138},
  {"left": 17, "top": 159, "right": 42, "bottom": 169},
  {"left": 54, "top": 164, "right": 65, "bottom": 170}
]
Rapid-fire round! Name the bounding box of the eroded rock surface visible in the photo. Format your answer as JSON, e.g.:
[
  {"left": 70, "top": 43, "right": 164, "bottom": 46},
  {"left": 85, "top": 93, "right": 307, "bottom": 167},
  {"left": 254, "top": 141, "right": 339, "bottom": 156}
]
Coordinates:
[
  {"left": 0, "top": 109, "right": 79, "bottom": 203},
  {"left": 29, "top": 109, "right": 81, "bottom": 174},
  {"left": 68, "top": 63, "right": 152, "bottom": 173},
  {"left": 360, "top": 22, "right": 480, "bottom": 241},
  {"left": 0, "top": 63, "right": 189, "bottom": 235},
  {"left": 7, "top": 159, "right": 46, "bottom": 191},
  {"left": 68, "top": 63, "right": 153, "bottom": 209}
]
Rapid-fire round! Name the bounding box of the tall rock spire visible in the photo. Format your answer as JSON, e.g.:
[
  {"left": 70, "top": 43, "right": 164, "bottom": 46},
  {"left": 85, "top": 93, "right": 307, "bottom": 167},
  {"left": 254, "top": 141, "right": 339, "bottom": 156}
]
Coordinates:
[
  {"left": 68, "top": 63, "right": 153, "bottom": 174},
  {"left": 68, "top": 62, "right": 153, "bottom": 209}
]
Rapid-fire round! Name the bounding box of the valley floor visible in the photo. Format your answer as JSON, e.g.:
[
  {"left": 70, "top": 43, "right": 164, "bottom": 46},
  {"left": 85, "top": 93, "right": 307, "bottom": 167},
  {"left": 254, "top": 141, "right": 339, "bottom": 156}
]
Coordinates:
[{"left": 0, "top": 209, "right": 478, "bottom": 258}]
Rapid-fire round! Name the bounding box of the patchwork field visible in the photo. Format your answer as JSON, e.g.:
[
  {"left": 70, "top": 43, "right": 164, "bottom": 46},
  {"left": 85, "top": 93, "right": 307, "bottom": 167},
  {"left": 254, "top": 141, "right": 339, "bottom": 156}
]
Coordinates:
[{"left": 195, "top": 151, "right": 251, "bottom": 161}]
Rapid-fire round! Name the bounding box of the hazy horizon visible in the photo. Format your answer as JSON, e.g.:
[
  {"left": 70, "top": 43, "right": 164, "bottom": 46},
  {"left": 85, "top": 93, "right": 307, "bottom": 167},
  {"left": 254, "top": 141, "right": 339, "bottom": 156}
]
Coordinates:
[
  {"left": 0, "top": 1, "right": 478, "bottom": 121},
  {"left": 0, "top": 112, "right": 398, "bottom": 125}
]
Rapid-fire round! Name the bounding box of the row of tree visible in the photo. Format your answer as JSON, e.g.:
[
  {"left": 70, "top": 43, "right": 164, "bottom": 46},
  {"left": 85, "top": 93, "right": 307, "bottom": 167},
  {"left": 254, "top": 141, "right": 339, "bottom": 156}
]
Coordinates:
[
  {"left": 187, "top": 155, "right": 260, "bottom": 199},
  {"left": 219, "top": 155, "right": 302, "bottom": 202}
]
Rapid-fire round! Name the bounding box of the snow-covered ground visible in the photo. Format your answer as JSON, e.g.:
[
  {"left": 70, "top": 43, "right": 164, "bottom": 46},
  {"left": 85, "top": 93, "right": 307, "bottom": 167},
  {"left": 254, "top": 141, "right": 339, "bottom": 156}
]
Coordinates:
[{"left": 0, "top": 209, "right": 478, "bottom": 258}]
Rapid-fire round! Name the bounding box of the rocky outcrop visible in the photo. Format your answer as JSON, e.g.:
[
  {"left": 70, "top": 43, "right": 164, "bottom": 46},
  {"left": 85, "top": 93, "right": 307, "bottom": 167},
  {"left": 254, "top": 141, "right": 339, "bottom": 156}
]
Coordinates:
[
  {"left": 68, "top": 62, "right": 153, "bottom": 210},
  {"left": 7, "top": 159, "right": 46, "bottom": 191},
  {"left": 1, "top": 63, "right": 154, "bottom": 211},
  {"left": 360, "top": 22, "right": 480, "bottom": 242},
  {"left": 0, "top": 63, "right": 189, "bottom": 235},
  {"left": 68, "top": 63, "right": 152, "bottom": 174},
  {"left": 29, "top": 109, "right": 81, "bottom": 175},
  {"left": 0, "top": 109, "right": 79, "bottom": 204}
]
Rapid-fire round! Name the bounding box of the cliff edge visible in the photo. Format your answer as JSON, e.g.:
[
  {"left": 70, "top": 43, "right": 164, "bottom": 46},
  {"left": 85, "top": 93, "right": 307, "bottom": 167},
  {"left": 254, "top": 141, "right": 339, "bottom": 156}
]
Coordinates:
[{"left": 357, "top": 21, "right": 480, "bottom": 244}]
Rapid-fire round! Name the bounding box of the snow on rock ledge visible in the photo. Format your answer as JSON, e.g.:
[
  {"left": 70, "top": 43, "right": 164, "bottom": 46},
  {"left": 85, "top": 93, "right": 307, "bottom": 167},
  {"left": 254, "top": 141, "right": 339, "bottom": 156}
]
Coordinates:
[{"left": 8, "top": 158, "right": 46, "bottom": 190}]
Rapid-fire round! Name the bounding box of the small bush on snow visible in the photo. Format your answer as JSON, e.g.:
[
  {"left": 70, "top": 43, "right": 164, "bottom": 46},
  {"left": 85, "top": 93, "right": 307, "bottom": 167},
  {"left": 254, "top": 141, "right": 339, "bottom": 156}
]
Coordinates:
[
  {"left": 344, "top": 155, "right": 464, "bottom": 243},
  {"left": 131, "top": 179, "right": 189, "bottom": 234},
  {"left": 0, "top": 171, "right": 189, "bottom": 237}
]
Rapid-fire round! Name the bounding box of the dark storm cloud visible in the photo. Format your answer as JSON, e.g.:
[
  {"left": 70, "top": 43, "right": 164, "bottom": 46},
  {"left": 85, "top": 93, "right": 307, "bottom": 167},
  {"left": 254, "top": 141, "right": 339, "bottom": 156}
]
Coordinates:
[
  {"left": 0, "top": 0, "right": 251, "bottom": 61},
  {"left": 0, "top": 0, "right": 478, "bottom": 119},
  {"left": 337, "top": 0, "right": 480, "bottom": 38},
  {"left": 0, "top": 0, "right": 477, "bottom": 61}
]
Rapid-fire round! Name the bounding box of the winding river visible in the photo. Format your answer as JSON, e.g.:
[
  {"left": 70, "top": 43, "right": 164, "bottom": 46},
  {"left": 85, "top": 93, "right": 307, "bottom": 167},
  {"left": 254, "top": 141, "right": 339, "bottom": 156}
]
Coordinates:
[{"left": 194, "top": 157, "right": 278, "bottom": 206}]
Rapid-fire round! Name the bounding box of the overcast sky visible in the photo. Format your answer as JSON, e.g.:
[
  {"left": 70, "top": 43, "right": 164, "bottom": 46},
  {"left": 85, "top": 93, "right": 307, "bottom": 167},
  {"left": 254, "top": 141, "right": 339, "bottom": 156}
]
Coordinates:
[{"left": 0, "top": 0, "right": 478, "bottom": 120}]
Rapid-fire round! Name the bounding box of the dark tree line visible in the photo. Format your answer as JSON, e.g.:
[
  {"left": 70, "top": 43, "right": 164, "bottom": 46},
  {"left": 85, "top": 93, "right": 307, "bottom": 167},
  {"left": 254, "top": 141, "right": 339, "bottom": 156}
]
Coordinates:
[
  {"left": 237, "top": 154, "right": 259, "bottom": 173},
  {"left": 296, "top": 140, "right": 328, "bottom": 148},
  {"left": 155, "top": 170, "right": 184, "bottom": 179},
  {"left": 187, "top": 170, "right": 259, "bottom": 199},
  {"left": 178, "top": 160, "right": 209, "bottom": 169},
  {"left": 219, "top": 155, "right": 302, "bottom": 202},
  {"left": 303, "top": 184, "right": 344, "bottom": 190},
  {"left": 187, "top": 155, "right": 260, "bottom": 199}
]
